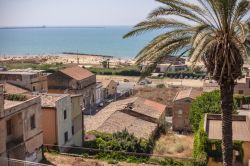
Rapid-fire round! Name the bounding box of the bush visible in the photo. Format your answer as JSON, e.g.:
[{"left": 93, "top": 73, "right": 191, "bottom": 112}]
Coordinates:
[
  {"left": 6, "top": 94, "right": 27, "bottom": 101},
  {"left": 84, "top": 130, "right": 152, "bottom": 154},
  {"left": 156, "top": 84, "right": 166, "bottom": 88},
  {"left": 190, "top": 90, "right": 237, "bottom": 131},
  {"left": 88, "top": 66, "right": 141, "bottom": 76}
]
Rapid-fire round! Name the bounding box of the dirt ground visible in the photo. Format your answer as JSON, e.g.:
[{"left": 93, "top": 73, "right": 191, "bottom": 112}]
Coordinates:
[
  {"left": 43, "top": 153, "right": 155, "bottom": 166},
  {"left": 153, "top": 133, "right": 194, "bottom": 158},
  {"left": 134, "top": 87, "right": 179, "bottom": 106},
  {"left": 97, "top": 75, "right": 204, "bottom": 88}
]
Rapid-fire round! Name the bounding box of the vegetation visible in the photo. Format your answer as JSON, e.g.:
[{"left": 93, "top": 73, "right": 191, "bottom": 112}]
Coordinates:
[
  {"left": 83, "top": 130, "right": 153, "bottom": 154},
  {"left": 193, "top": 118, "right": 244, "bottom": 164},
  {"left": 153, "top": 134, "right": 193, "bottom": 157},
  {"left": 124, "top": 0, "right": 249, "bottom": 165},
  {"left": 234, "top": 94, "right": 250, "bottom": 107},
  {"left": 4, "top": 63, "right": 66, "bottom": 72},
  {"left": 190, "top": 90, "right": 237, "bottom": 131},
  {"left": 165, "top": 71, "right": 206, "bottom": 79},
  {"left": 6, "top": 94, "right": 27, "bottom": 101},
  {"left": 88, "top": 66, "right": 141, "bottom": 76},
  {"left": 156, "top": 84, "right": 166, "bottom": 88}
]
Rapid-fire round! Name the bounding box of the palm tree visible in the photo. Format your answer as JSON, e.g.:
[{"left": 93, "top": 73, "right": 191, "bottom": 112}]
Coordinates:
[{"left": 124, "top": 0, "right": 250, "bottom": 165}]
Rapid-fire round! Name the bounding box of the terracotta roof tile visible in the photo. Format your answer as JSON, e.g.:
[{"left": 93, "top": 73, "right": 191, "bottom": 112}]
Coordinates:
[
  {"left": 3, "top": 82, "right": 29, "bottom": 94},
  {"left": 143, "top": 99, "right": 166, "bottom": 113},
  {"left": 174, "top": 88, "right": 202, "bottom": 101},
  {"left": 60, "top": 66, "right": 94, "bottom": 81}
]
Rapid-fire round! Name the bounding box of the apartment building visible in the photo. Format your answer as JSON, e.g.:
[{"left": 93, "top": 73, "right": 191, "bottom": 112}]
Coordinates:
[
  {"left": 47, "top": 66, "right": 96, "bottom": 115},
  {"left": 0, "top": 85, "right": 43, "bottom": 164},
  {"left": 41, "top": 93, "right": 84, "bottom": 149},
  {"left": 0, "top": 70, "right": 48, "bottom": 92}
]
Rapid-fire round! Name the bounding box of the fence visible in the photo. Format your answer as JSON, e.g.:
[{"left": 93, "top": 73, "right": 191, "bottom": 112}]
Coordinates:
[
  {"left": 43, "top": 144, "right": 206, "bottom": 165},
  {"left": 0, "top": 157, "right": 51, "bottom": 166}
]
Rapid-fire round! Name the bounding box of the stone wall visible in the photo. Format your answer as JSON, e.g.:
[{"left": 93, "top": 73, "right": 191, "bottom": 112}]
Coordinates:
[{"left": 172, "top": 100, "right": 192, "bottom": 131}]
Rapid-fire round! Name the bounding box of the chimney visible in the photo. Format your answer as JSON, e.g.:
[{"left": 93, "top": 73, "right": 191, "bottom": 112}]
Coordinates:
[{"left": 0, "top": 84, "right": 4, "bottom": 117}]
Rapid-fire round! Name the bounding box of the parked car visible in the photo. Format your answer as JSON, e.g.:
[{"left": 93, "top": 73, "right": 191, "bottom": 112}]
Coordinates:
[{"left": 137, "top": 79, "right": 152, "bottom": 85}]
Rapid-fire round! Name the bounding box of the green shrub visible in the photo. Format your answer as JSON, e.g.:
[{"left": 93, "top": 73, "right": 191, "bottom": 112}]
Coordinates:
[
  {"left": 88, "top": 66, "right": 141, "bottom": 76},
  {"left": 6, "top": 94, "right": 27, "bottom": 101},
  {"left": 190, "top": 90, "right": 237, "bottom": 131},
  {"left": 156, "top": 84, "right": 166, "bottom": 88}
]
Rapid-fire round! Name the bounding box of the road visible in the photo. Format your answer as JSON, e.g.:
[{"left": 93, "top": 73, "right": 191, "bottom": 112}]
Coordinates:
[{"left": 97, "top": 75, "right": 204, "bottom": 88}]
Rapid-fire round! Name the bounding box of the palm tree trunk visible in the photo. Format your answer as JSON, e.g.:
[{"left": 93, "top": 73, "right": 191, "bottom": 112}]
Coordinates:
[{"left": 220, "top": 81, "right": 234, "bottom": 166}]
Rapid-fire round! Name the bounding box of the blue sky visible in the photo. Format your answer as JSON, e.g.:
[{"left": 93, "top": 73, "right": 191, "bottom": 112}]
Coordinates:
[{"left": 0, "top": 0, "right": 162, "bottom": 27}]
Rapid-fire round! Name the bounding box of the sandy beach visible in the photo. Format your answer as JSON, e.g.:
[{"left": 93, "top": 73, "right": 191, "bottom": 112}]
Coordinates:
[{"left": 0, "top": 53, "right": 135, "bottom": 67}]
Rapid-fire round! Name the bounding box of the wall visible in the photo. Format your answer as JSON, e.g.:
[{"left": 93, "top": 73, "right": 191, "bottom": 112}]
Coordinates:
[
  {"left": 0, "top": 96, "right": 43, "bottom": 163},
  {"left": 243, "top": 142, "right": 250, "bottom": 166},
  {"left": 0, "top": 119, "right": 6, "bottom": 155},
  {"left": 22, "top": 97, "right": 43, "bottom": 142},
  {"left": 42, "top": 108, "right": 57, "bottom": 144},
  {"left": 234, "top": 78, "right": 250, "bottom": 95},
  {"left": 56, "top": 95, "right": 73, "bottom": 146},
  {"left": 71, "top": 95, "right": 83, "bottom": 146},
  {"left": 0, "top": 73, "right": 47, "bottom": 92},
  {"left": 172, "top": 99, "right": 192, "bottom": 131},
  {"left": 47, "top": 72, "right": 71, "bottom": 89},
  {"left": 105, "top": 80, "right": 117, "bottom": 98},
  {"left": 48, "top": 71, "right": 96, "bottom": 114},
  {"left": 31, "top": 75, "right": 48, "bottom": 92},
  {"left": 96, "top": 84, "right": 103, "bottom": 105},
  {"left": 0, "top": 85, "right": 3, "bottom": 116}
]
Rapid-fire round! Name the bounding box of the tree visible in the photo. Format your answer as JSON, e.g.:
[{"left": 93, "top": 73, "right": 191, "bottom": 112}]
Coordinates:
[
  {"left": 124, "top": 1, "right": 250, "bottom": 165},
  {"left": 101, "top": 60, "right": 108, "bottom": 68},
  {"left": 190, "top": 90, "right": 237, "bottom": 131}
]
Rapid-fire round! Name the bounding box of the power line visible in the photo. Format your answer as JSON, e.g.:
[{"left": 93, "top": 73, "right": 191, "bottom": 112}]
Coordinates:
[{"left": 43, "top": 144, "right": 196, "bottom": 161}]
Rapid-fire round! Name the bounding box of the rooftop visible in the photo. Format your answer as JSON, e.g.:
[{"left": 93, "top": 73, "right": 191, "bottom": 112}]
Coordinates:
[
  {"left": 40, "top": 93, "right": 68, "bottom": 108},
  {"left": 173, "top": 88, "right": 202, "bottom": 101},
  {"left": 85, "top": 97, "right": 138, "bottom": 132},
  {"left": 127, "top": 97, "right": 166, "bottom": 119},
  {"left": 60, "top": 66, "right": 94, "bottom": 81},
  {"left": 100, "top": 79, "right": 117, "bottom": 88},
  {"left": 0, "top": 70, "right": 39, "bottom": 75},
  {"left": 85, "top": 97, "right": 166, "bottom": 134},
  {"left": 9, "top": 68, "right": 45, "bottom": 73},
  {"left": 3, "top": 82, "right": 29, "bottom": 94},
  {"left": 97, "top": 111, "right": 157, "bottom": 139},
  {"left": 4, "top": 100, "right": 23, "bottom": 110},
  {"left": 205, "top": 114, "right": 250, "bottom": 142}
]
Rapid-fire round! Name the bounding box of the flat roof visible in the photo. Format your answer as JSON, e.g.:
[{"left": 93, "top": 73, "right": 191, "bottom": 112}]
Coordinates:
[
  {"left": 4, "top": 100, "right": 23, "bottom": 110},
  {"left": 40, "top": 93, "right": 68, "bottom": 108},
  {"left": 205, "top": 114, "right": 250, "bottom": 142},
  {"left": 0, "top": 71, "right": 37, "bottom": 75}
]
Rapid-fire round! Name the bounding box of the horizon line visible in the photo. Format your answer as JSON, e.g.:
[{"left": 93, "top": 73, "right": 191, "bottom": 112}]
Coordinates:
[{"left": 0, "top": 25, "right": 134, "bottom": 29}]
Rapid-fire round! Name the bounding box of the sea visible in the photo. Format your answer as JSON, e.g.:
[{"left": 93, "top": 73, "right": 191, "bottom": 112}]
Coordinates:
[{"left": 0, "top": 26, "right": 163, "bottom": 59}]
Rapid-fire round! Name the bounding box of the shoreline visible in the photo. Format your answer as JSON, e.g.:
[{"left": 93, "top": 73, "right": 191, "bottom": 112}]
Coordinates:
[{"left": 0, "top": 53, "right": 135, "bottom": 67}]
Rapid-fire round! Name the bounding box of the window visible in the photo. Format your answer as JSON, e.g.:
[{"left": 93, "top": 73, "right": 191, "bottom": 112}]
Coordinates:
[
  {"left": 72, "top": 126, "right": 74, "bottom": 135},
  {"left": 7, "top": 119, "right": 12, "bottom": 136},
  {"left": 64, "top": 110, "right": 67, "bottom": 119},
  {"left": 32, "top": 86, "right": 36, "bottom": 91},
  {"left": 30, "top": 114, "right": 36, "bottom": 129},
  {"left": 64, "top": 132, "right": 68, "bottom": 143},
  {"left": 177, "top": 110, "right": 183, "bottom": 118},
  {"left": 239, "top": 90, "right": 244, "bottom": 94},
  {"left": 178, "top": 109, "right": 183, "bottom": 115}
]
